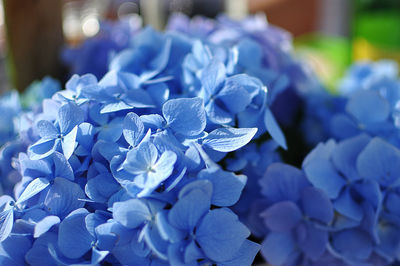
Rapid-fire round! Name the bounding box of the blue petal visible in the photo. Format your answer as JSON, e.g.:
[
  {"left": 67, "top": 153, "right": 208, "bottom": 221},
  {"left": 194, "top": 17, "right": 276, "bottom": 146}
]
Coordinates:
[
  {"left": 123, "top": 141, "right": 158, "bottom": 174},
  {"left": 196, "top": 208, "right": 250, "bottom": 262},
  {"left": 301, "top": 187, "right": 333, "bottom": 224},
  {"left": 0, "top": 235, "right": 32, "bottom": 265},
  {"left": 205, "top": 101, "right": 233, "bottom": 125},
  {"left": 44, "top": 177, "right": 85, "bottom": 219},
  {"left": 261, "top": 232, "right": 295, "bottom": 266},
  {"left": 123, "top": 112, "right": 144, "bottom": 147},
  {"left": 168, "top": 186, "right": 211, "bottom": 231},
  {"left": 91, "top": 248, "right": 109, "bottom": 265},
  {"left": 58, "top": 102, "right": 84, "bottom": 134},
  {"left": 331, "top": 229, "right": 373, "bottom": 261},
  {"left": 346, "top": 90, "right": 390, "bottom": 125},
  {"left": 298, "top": 223, "right": 328, "bottom": 260},
  {"left": 198, "top": 168, "right": 246, "bottom": 207},
  {"left": 264, "top": 108, "right": 287, "bottom": 149},
  {"left": 36, "top": 120, "right": 58, "bottom": 139},
  {"left": 331, "top": 134, "right": 370, "bottom": 181},
  {"left": 123, "top": 88, "right": 156, "bottom": 108},
  {"left": 202, "top": 127, "right": 257, "bottom": 152},
  {"left": 162, "top": 97, "right": 206, "bottom": 136},
  {"left": 0, "top": 209, "right": 13, "bottom": 242},
  {"left": 61, "top": 126, "right": 78, "bottom": 159},
  {"left": 28, "top": 138, "right": 59, "bottom": 160},
  {"left": 16, "top": 177, "right": 50, "bottom": 204},
  {"left": 303, "top": 158, "right": 345, "bottom": 199},
  {"left": 333, "top": 187, "right": 363, "bottom": 222},
  {"left": 219, "top": 239, "right": 260, "bottom": 266},
  {"left": 156, "top": 211, "right": 185, "bottom": 243},
  {"left": 34, "top": 216, "right": 60, "bottom": 238},
  {"left": 138, "top": 151, "right": 177, "bottom": 197},
  {"left": 97, "top": 117, "right": 123, "bottom": 142},
  {"left": 85, "top": 173, "right": 120, "bottom": 203},
  {"left": 259, "top": 163, "right": 309, "bottom": 203},
  {"left": 357, "top": 137, "right": 400, "bottom": 187},
  {"left": 217, "top": 75, "right": 253, "bottom": 113},
  {"left": 143, "top": 224, "right": 168, "bottom": 260},
  {"left": 53, "top": 152, "right": 74, "bottom": 181},
  {"left": 201, "top": 60, "right": 226, "bottom": 97},
  {"left": 58, "top": 208, "right": 94, "bottom": 259},
  {"left": 261, "top": 201, "right": 302, "bottom": 232},
  {"left": 112, "top": 199, "right": 150, "bottom": 229}
]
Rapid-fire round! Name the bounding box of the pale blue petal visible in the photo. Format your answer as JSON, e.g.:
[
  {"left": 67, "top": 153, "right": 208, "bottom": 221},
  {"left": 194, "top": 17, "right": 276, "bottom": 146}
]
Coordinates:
[
  {"left": 53, "top": 152, "right": 74, "bottom": 181},
  {"left": 264, "top": 108, "right": 287, "bottom": 149},
  {"left": 44, "top": 177, "right": 85, "bottom": 219},
  {"left": 198, "top": 168, "right": 246, "bottom": 207},
  {"left": 201, "top": 60, "right": 226, "bottom": 97},
  {"left": 162, "top": 97, "right": 206, "bottom": 136},
  {"left": 16, "top": 177, "right": 50, "bottom": 204},
  {"left": 202, "top": 127, "right": 257, "bottom": 152},
  {"left": 36, "top": 120, "right": 58, "bottom": 139},
  {"left": 58, "top": 102, "right": 84, "bottom": 134},
  {"left": 346, "top": 90, "right": 390, "bottom": 124},
  {"left": 112, "top": 199, "right": 150, "bottom": 229},
  {"left": 0, "top": 209, "right": 13, "bottom": 242},
  {"left": 34, "top": 216, "right": 60, "bottom": 238},
  {"left": 61, "top": 126, "right": 78, "bottom": 159},
  {"left": 123, "top": 112, "right": 144, "bottom": 147}
]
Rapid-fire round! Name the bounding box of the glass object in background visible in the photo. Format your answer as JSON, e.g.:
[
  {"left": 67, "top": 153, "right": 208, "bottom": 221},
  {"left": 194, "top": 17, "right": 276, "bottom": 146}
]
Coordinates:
[{"left": 353, "top": 0, "right": 400, "bottom": 62}]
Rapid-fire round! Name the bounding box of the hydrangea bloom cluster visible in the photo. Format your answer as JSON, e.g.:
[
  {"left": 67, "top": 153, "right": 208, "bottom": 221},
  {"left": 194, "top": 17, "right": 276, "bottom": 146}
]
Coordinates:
[
  {"left": 167, "top": 13, "right": 321, "bottom": 126},
  {"left": 0, "top": 16, "right": 308, "bottom": 263},
  {"left": 0, "top": 77, "right": 61, "bottom": 195},
  {"left": 301, "top": 60, "right": 400, "bottom": 147},
  {"left": 258, "top": 134, "right": 400, "bottom": 265},
  {"left": 2, "top": 11, "right": 400, "bottom": 265}
]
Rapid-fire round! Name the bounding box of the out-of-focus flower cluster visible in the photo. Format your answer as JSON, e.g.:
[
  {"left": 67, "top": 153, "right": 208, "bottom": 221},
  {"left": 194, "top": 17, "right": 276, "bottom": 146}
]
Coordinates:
[{"left": 1, "top": 12, "right": 400, "bottom": 266}]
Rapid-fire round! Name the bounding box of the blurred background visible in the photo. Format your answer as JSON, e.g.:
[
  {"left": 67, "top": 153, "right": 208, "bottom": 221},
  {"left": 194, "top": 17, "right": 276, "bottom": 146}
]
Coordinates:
[{"left": 0, "top": 0, "right": 399, "bottom": 93}]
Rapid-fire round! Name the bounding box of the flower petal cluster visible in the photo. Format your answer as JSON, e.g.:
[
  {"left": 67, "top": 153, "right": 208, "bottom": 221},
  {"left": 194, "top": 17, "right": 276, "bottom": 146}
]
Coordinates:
[{"left": 0, "top": 20, "right": 293, "bottom": 264}]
